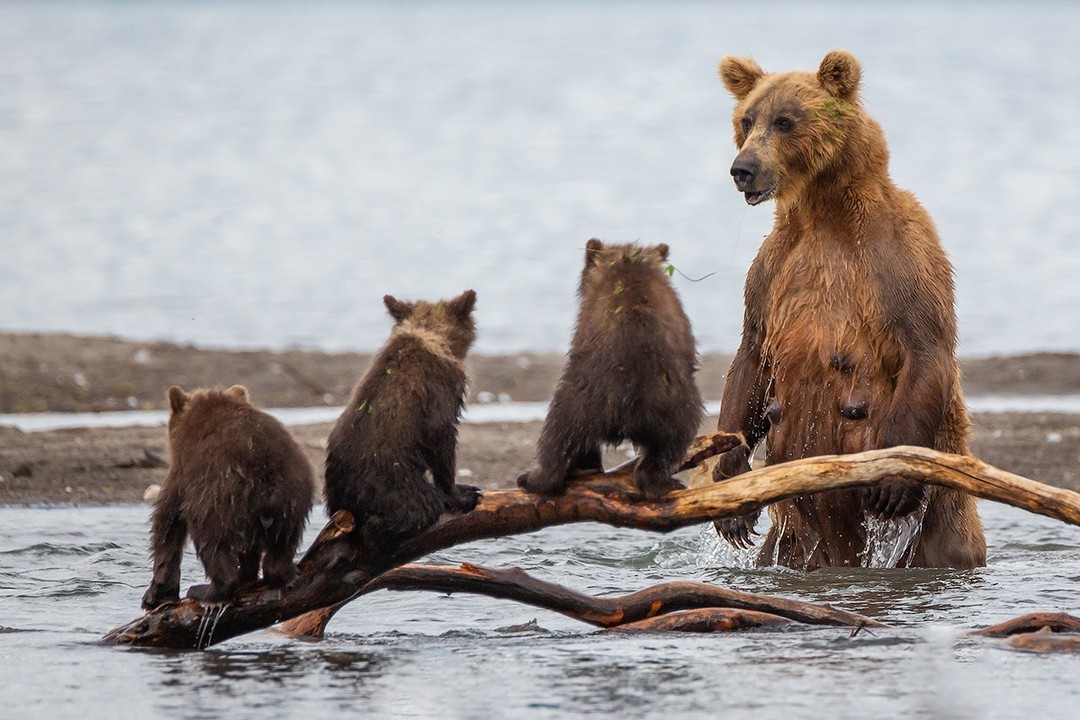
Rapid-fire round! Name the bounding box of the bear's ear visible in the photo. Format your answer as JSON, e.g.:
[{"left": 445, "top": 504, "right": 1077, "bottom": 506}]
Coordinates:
[
  {"left": 226, "top": 384, "right": 249, "bottom": 403},
  {"left": 718, "top": 56, "right": 765, "bottom": 100},
  {"left": 167, "top": 385, "right": 188, "bottom": 415},
  {"left": 654, "top": 243, "right": 670, "bottom": 262},
  {"left": 384, "top": 294, "right": 413, "bottom": 322},
  {"left": 446, "top": 289, "right": 477, "bottom": 319},
  {"left": 584, "top": 238, "right": 605, "bottom": 266},
  {"left": 818, "top": 50, "right": 861, "bottom": 101}
]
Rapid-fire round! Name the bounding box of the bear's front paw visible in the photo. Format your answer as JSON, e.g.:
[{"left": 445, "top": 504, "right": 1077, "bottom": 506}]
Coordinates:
[
  {"left": 448, "top": 483, "right": 481, "bottom": 512},
  {"left": 141, "top": 582, "right": 179, "bottom": 610},
  {"left": 713, "top": 512, "right": 760, "bottom": 550},
  {"left": 865, "top": 478, "right": 928, "bottom": 519},
  {"left": 711, "top": 446, "right": 752, "bottom": 482},
  {"left": 516, "top": 470, "right": 565, "bottom": 496}
]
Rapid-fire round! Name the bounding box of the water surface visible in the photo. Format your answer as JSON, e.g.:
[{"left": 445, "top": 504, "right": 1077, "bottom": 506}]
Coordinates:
[
  {"left": 2, "top": 502, "right": 1079, "bottom": 718},
  {"left": 1, "top": 1, "right": 1078, "bottom": 355}
]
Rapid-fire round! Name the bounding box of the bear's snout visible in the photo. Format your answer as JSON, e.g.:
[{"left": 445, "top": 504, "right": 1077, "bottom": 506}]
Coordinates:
[
  {"left": 730, "top": 158, "right": 758, "bottom": 190},
  {"left": 730, "top": 152, "right": 776, "bottom": 205}
]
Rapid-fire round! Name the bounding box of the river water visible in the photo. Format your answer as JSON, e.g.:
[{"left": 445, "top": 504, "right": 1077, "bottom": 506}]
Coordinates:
[
  {"left": 2, "top": 501, "right": 1079, "bottom": 719},
  {"left": 2, "top": 2, "right": 1079, "bottom": 717},
  {"left": 1, "top": 1, "right": 1078, "bottom": 355}
]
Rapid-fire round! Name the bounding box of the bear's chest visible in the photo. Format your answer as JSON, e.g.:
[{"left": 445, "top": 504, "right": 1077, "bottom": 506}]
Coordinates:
[{"left": 760, "top": 233, "right": 902, "bottom": 392}]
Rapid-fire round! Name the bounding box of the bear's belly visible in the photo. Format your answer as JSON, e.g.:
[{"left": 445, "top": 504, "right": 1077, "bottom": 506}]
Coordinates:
[{"left": 762, "top": 306, "right": 900, "bottom": 464}]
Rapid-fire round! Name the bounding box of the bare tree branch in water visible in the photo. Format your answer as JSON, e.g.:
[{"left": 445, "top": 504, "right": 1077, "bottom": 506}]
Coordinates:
[{"left": 105, "top": 439, "right": 1080, "bottom": 649}]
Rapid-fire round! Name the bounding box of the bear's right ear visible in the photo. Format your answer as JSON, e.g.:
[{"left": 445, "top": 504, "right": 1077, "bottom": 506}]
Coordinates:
[
  {"left": 584, "top": 238, "right": 605, "bottom": 266},
  {"left": 384, "top": 295, "right": 413, "bottom": 322},
  {"left": 718, "top": 56, "right": 765, "bottom": 100},
  {"left": 226, "top": 385, "right": 250, "bottom": 403},
  {"left": 818, "top": 50, "right": 861, "bottom": 101},
  {"left": 167, "top": 385, "right": 188, "bottom": 415},
  {"left": 446, "top": 289, "right": 477, "bottom": 319}
]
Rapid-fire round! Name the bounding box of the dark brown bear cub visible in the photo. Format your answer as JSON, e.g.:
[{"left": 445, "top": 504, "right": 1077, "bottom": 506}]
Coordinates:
[
  {"left": 142, "top": 385, "right": 315, "bottom": 608},
  {"left": 518, "top": 239, "right": 703, "bottom": 499},
  {"left": 324, "top": 290, "right": 480, "bottom": 548}
]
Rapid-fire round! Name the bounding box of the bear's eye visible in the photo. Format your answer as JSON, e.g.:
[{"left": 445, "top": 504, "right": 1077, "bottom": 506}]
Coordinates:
[
  {"left": 740, "top": 116, "right": 752, "bottom": 134},
  {"left": 773, "top": 116, "right": 794, "bottom": 132}
]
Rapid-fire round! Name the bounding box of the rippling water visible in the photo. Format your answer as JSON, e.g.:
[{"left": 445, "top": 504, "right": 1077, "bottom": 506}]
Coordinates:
[
  {"left": 2, "top": 502, "right": 1079, "bottom": 718},
  {"left": 1, "top": 1, "right": 1078, "bottom": 355}
]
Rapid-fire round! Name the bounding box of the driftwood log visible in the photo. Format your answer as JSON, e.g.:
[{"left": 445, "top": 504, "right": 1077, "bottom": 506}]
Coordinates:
[
  {"left": 366, "top": 562, "right": 885, "bottom": 629},
  {"left": 105, "top": 438, "right": 1080, "bottom": 649}
]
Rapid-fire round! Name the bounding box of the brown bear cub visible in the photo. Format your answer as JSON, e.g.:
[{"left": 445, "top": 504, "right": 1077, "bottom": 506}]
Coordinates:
[
  {"left": 708, "top": 50, "right": 986, "bottom": 569},
  {"left": 518, "top": 239, "right": 703, "bottom": 499},
  {"left": 324, "top": 290, "right": 481, "bottom": 549},
  {"left": 142, "top": 385, "right": 315, "bottom": 608}
]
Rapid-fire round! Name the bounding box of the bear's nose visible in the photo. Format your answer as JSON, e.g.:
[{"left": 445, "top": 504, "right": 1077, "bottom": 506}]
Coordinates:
[{"left": 730, "top": 160, "right": 757, "bottom": 189}]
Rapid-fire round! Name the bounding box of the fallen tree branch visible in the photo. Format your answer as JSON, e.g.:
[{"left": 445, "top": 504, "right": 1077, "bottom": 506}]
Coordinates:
[
  {"left": 365, "top": 562, "right": 885, "bottom": 629},
  {"left": 104, "top": 442, "right": 1080, "bottom": 649}
]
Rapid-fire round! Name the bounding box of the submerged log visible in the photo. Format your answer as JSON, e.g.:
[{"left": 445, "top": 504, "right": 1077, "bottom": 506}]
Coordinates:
[
  {"left": 971, "top": 611, "right": 1080, "bottom": 652},
  {"left": 606, "top": 608, "right": 790, "bottom": 633},
  {"left": 971, "top": 612, "right": 1080, "bottom": 638},
  {"left": 105, "top": 442, "right": 1080, "bottom": 649}
]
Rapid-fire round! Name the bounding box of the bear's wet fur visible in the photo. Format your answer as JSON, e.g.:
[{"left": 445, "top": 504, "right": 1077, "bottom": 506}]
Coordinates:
[
  {"left": 142, "top": 385, "right": 315, "bottom": 608},
  {"left": 324, "top": 290, "right": 480, "bottom": 550},
  {"left": 708, "top": 50, "right": 985, "bottom": 569},
  {"left": 518, "top": 239, "right": 703, "bottom": 499}
]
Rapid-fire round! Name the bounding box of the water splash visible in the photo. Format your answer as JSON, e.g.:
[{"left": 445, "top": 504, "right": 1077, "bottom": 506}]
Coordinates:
[
  {"left": 860, "top": 499, "right": 929, "bottom": 569},
  {"left": 195, "top": 603, "right": 229, "bottom": 650}
]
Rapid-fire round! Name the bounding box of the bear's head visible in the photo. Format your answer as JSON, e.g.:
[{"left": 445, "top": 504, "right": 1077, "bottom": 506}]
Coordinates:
[
  {"left": 718, "top": 50, "right": 867, "bottom": 207},
  {"left": 165, "top": 384, "right": 251, "bottom": 444},
  {"left": 383, "top": 289, "right": 477, "bottom": 360},
  {"left": 579, "top": 238, "right": 671, "bottom": 300}
]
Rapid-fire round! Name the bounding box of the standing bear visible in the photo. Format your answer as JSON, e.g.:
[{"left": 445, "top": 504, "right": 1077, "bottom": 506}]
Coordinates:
[
  {"left": 708, "top": 50, "right": 986, "bottom": 569},
  {"left": 142, "top": 385, "right": 315, "bottom": 608},
  {"left": 518, "top": 239, "right": 703, "bottom": 499},
  {"left": 324, "top": 290, "right": 481, "bottom": 550}
]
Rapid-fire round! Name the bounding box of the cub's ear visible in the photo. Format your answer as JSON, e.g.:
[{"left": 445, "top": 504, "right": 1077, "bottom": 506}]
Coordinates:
[
  {"left": 383, "top": 294, "right": 413, "bottom": 322},
  {"left": 654, "top": 243, "right": 670, "bottom": 262},
  {"left": 718, "top": 56, "right": 765, "bottom": 100},
  {"left": 446, "top": 289, "right": 477, "bottom": 319},
  {"left": 818, "top": 50, "right": 861, "bottom": 100},
  {"left": 585, "top": 238, "right": 605, "bottom": 266},
  {"left": 167, "top": 385, "right": 188, "bottom": 415},
  {"left": 226, "top": 385, "right": 250, "bottom": 403}
]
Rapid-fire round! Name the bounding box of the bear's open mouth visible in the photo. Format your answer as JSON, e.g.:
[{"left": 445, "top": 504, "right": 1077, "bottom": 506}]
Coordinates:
[{"left": 744, "top": 184, "right": 777, "bottom": 206}]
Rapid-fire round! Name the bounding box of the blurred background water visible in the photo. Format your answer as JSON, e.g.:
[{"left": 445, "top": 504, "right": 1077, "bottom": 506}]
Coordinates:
[{"left": 0, "top": 0, "right": 1077, "bottom": 356}]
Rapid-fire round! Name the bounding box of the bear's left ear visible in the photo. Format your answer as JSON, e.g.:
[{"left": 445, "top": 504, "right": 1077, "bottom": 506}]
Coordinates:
[
  {"left": 654, "top": 243, "right": 670, "bottom": 262},
  {"left": 226, "top": 385, "right": 249, "bottom": 403},
  {"left": 446, "top": 289, "right": 477, "bottom": 319},
  {"left": 718, "top": 56, "right": 765, "bottom": 100},
  {"left": 818, "top": 50, "right": 861, "bottom": 101}
]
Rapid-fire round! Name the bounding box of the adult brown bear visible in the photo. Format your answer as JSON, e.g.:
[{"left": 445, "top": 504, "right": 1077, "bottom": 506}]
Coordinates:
[{"left": 709, "top": 50, "right": 986, "bottom": 569}]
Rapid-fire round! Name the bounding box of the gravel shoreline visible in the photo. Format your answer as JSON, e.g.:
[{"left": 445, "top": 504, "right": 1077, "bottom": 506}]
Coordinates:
[{"left": 1, "top": 332, "right": 1077, "bottom": 506}]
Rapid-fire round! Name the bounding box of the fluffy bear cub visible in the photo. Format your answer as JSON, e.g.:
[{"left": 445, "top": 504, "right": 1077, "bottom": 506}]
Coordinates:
[
  {"left": 142, "top": 385, "right": 315, "bottom": 608},
  {"left": 518, "top": 239, "right": 703, "bottom": 499},
  {"left": 324, "top": 290, "right": 481, "bottom": 548}
]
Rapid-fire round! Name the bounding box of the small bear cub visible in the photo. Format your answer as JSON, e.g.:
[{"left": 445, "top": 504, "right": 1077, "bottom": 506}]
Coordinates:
[
  {"left": 142, "top": 385, "right": 315, "bottom": 608},
  {"left": 518, "top": 239, "right": 703, "bottom": 499},
  {"left": 324, "top": 289, "right": 481, "bottom": 548}
]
